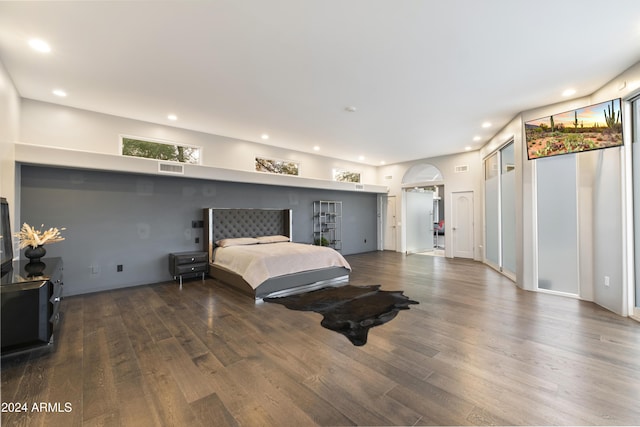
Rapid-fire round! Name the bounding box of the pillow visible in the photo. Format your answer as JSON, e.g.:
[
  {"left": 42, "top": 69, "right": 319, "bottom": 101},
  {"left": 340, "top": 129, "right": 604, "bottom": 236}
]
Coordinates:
[
  {"left": 216, "top": 237, "right": 259, "bottom": 248},
  {"left": 256, "top": 235, "right": 290, "bottom": 244}
]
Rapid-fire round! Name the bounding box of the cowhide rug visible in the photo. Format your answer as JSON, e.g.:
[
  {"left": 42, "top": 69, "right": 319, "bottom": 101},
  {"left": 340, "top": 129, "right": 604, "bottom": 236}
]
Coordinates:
[{"left": 264, "top": 284, "right": 419, "bottom": 346}]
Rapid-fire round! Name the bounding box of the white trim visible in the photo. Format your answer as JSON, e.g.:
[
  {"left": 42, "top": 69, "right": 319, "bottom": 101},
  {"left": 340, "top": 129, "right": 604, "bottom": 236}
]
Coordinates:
[
  {"left": 536, "top": 288, "right": 583, "bottom": 300},
  {"left": 625, "top": 94, "right": 638, "bottom": 316},
  {"left": 481, "top": 136, "right": 516, "bottom": 162},
  {"left": 574, "top": 154, "right": 581, "bottom": 299},
  {"left": 532, "top": 159, "right": 539, "bottom": 291},
  {"left": 497, "top": 152, "right": 503, "bottom": 273},
  {"left": 400, "top": 180, "right": 444, "bottom": 189}
]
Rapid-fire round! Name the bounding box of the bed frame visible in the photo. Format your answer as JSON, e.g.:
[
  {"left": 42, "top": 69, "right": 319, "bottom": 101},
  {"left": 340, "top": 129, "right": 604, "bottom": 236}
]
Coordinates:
[{"left": 203, "top": 208, "right": 350, "bottom": 299}]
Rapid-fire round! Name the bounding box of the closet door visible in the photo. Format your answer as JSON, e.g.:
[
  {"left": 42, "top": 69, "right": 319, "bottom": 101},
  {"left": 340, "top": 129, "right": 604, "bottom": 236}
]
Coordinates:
[
  {"left": 483, "top": 142, "right": 516, "bottom": 277},
  {"left": 484, "top": 153, "right": 500, "bottom": 268},
  {"left": 500, "top": 142, "right": 516, "bottom": 276},
  {"left": 536, "top": 155, "right": 579, "bottom": 294}
]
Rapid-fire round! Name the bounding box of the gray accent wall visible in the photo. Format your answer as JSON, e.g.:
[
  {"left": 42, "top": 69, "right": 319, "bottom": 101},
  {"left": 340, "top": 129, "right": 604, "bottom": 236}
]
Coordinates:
[{"left": 20, "top": 165, "right": 378, "bottom": 296}]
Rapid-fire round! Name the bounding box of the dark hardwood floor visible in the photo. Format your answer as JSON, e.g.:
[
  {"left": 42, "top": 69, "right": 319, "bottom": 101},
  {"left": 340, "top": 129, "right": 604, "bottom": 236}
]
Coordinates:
[{"left": 2, "top": 251, "right": 640, "bottom": 426}]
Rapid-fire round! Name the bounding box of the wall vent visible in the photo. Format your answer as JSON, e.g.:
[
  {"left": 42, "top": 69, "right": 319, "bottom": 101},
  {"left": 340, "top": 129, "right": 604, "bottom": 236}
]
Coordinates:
[
  {"left": 158, "top": 162, "right": 184, "bottom": 174},
  {"left": 354, "top": 183, "right": 365, "bottom": 191},
  {"left": 384, "top": 175, "right": 393, "bottom": 180},
  {"left": 455, "top": 164, "right": 469, "bottom": 173}
]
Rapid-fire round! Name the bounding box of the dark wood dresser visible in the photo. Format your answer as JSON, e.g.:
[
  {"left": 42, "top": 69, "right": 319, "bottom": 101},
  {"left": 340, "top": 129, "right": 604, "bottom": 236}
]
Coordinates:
[{"left": 1, "top": 257, "right": 63, "bottom": 358}]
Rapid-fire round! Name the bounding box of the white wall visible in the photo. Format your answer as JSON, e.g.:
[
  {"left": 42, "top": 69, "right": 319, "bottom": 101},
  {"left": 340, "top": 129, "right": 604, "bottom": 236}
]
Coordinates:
[
  {"left": 0, "top": 59, "right": 20, "bottom": 242},
  {"left": 480, "top": 114, "right": 528, "bottom": 287},
  {"left": 588, "top": 61, "right": 640, "bottom": 315},
  {"left": 480, "top": 59, "right": 640, "bottom": 316},
  {"left": 20, "top": 99, "right": 379, "bottom": 184},
  {"left": 377, "top": 150, "right": 482, "bottom": 259}
]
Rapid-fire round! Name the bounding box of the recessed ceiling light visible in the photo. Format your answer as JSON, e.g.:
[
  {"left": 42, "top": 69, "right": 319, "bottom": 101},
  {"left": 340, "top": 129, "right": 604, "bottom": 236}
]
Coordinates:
[
  {"left": 481, "top": 122, "right": 492, "bottom": 128},
  {"left": 465, "top": 146, "right": 472, "bottom": 151},
  {"left": 28, "top": 39, "right": 51, "bottom": 53},
  {"left": 261, "top": 134, "right": 269, "bottom": 140},
  {"left": 358, "top": 155, "right": 365, "bottom": 161},
  {"left": 380, "top": 161, "right": 386, "bottom": 165},
  {"left": 313, "top": 146, "right": 320, "bottom": 151},
  {"left": 52, "top": 89, "right": 67, "bottom": 97},
  {"left": 473, "top": 136, "right": 481, "bottom": 141},
  {"left": 562, "top": 88, "right": 576, "bottom": 97},
  {"left": 167, "top": 114, "right": 177, "bottom": 121},
  {"left": 345, "top": 106, "right": 357, "bottom": 112}
]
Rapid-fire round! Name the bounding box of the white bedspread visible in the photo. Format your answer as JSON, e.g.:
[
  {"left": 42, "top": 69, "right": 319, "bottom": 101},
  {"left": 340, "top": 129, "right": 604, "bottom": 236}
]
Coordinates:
[{"left": 213, "top": 242, "right": 351, "bottom": 289}]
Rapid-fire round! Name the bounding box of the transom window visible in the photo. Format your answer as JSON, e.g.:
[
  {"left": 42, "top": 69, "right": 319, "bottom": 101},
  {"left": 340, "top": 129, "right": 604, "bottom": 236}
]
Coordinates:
[
  {"left": 120, "top": 136, "right": 201, "bottom": 164},
  {"left": 333, "top": 168, "right": 361, "bottom": 183},
  {"left": 255, "top": 157, "right": 300, "bottom": 176}
]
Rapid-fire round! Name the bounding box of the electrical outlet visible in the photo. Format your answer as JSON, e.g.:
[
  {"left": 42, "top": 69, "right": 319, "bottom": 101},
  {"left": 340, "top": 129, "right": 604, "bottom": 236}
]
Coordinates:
[
  {"left": 604, "top": 276, "right": 610, "bottom": 287},
  {"left": 195, "top": 237, "right": 200, "bottom": 244},
  {"left": 117, "top": 264, "right": 123, "bottom": 272}
]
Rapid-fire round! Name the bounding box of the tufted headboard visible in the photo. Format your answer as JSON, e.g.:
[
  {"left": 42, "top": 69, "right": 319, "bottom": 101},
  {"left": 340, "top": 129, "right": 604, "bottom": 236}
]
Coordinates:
[{"left": 203, "top": 208, "right": 292, "bottom": 261}]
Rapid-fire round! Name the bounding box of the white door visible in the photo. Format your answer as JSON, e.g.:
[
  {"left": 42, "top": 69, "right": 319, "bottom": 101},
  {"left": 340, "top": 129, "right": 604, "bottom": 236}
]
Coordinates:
[
  {"left": 384, "top": 196, "right": 397, "bottom": 251},
  {"left": 406, "top": 190, "right": 434, "bottom": 254},
  {"left": 451, "top": 191, "right": 474, "bottom": 258}
]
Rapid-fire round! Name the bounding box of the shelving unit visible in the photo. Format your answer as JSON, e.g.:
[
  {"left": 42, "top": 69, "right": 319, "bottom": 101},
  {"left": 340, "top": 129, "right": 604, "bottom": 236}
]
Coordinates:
[{"left": 313, "top": 200, "right": 342, "bottom": 251}]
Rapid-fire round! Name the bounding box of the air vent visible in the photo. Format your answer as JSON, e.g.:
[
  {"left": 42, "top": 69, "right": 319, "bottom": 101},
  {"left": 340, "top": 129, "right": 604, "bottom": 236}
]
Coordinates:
[
  {"left": 384, "top": 175, "right": 393, "bottom": 180},
  {"left": 455, "top": 165, "right": 469, "bottom": 173},
  {"left": 354, "top": 183, "right": 365, "bottom": 191},
  {"left": 158, "top": 162, "right": 184, "bottom": 174}
]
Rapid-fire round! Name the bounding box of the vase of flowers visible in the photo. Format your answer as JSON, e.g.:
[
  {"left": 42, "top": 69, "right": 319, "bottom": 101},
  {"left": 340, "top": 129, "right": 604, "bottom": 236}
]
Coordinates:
[{"left": 15, "top": 223, "right": 66, "bottom": 262}]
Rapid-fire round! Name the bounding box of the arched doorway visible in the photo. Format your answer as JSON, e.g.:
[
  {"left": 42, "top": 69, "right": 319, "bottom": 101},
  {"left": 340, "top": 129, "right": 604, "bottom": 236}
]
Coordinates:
[{"left": 402, "top": 163, "right": 443, "bottom": 184}]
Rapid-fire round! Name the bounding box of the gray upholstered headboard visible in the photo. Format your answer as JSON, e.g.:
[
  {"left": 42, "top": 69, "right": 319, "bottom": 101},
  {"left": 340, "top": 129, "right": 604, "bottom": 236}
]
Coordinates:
[{"left": 203, "top": 208, "right": 292, "bottom": 260}]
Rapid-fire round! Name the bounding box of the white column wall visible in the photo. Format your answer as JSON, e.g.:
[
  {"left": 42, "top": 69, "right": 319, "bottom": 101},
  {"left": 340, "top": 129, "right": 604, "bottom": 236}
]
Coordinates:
[{"left": 0, "top": 59, "right": 20, "bottom": 242}]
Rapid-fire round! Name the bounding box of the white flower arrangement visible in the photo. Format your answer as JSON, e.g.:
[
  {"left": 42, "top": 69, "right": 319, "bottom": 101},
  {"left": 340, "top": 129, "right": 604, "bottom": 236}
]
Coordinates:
[{"left": 14, "top": 223, "right": 66, "bottom": 249}]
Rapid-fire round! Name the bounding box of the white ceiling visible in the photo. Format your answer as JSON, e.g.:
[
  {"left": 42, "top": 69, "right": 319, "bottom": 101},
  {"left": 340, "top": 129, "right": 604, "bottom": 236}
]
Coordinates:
[{"left": 1, "top": 1, "right": 640, "bottom": 166}]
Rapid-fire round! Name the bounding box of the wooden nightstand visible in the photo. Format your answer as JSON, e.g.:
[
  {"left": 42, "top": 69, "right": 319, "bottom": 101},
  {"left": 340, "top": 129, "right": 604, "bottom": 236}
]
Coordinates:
[{"left": 168, "top": 251, "right": 208, "bottom": 287}]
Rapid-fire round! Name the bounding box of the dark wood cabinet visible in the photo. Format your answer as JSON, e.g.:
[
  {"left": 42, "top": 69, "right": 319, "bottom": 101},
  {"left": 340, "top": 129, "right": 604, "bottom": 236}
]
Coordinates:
[
  {"left": 169, "top": 251, "right": 208, "bottom": 287},
  {"left": 1, "top": 257, "right": 63, "bottom": 357}
]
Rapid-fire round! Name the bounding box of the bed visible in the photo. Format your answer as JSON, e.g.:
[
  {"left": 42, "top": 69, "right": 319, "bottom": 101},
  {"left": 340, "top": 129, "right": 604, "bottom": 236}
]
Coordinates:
[{"left": 203, "top": 208, "right": 351, "bottom": 299}]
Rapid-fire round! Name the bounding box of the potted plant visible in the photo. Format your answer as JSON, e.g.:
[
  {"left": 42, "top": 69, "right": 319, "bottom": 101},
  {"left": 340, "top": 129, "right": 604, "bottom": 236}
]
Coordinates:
[{"left": 14, "top": 223, "right": 65, "bottom": 262}]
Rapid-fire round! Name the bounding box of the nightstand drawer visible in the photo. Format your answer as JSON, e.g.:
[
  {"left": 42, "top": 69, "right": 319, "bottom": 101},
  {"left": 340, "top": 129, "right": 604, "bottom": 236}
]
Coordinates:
[
  {"left": 173, "top": 262, "right": 208, "bottom": 275},
  {"left": 173, "top": 252, "right": 208, "bottom": 265}
]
